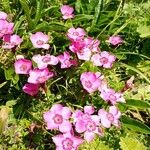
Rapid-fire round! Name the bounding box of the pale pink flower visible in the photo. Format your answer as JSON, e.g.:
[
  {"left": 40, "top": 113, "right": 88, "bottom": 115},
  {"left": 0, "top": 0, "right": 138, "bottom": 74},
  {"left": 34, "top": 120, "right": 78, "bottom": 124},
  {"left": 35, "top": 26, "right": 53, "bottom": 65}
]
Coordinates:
[
  {"left": 30, "top": 32, "right": 50, "bottom": 49},
  {"left": 16, "top": 55, "right": 24, "bottom": 60},
  {"left": 77, "top": 48, "right": 92, "bottom": 61},
  {"left": 91, "top": 51, "right": 116, "bottom": 68},
  {"left": 100, "top": 88, "right": 125, "bottom": 105},
  {"left": 0, "top": 11, "right": 7, "bottom": 20},
  {"left": 28, "top": 68, "right": 54, "bottom": 84},
  {"left": 23, "top": 83, "right": 39, "bottom": 96},
  {"left": 43, "top": 104, "right": 72, "bottom": 133},
  {"left": 57, "top": 51, "right": 77, "bottom": 69},
  {"left": 80, "top": 72, "right": 103, "bottom": 93},
  {"left": 52, "top": 132, "right": 84, "bottom": 150},
  {"left": 32, "top": 54, "right": 58, "bottom": 69},
  {"left": 60, "top": 5, "right": 74, "bottom": 20},
  {"left": 108, "top": 35, "right": 123, "bottom": 46},
  {"left": 84, "top": 106, "right": 95, "bottom": 115},
  {"left": 98, "top": 106, "right": 121, "bottom": 128},
  {"left": 2, "top": 34, "right": 23, "bottom": 49},
  {"left": 14, "top": 58, "right": 32, "bottom": 74},
  {"left": 0, "top": 20, "right": 14, "bottom": 38},
  {"left": 67, "top": 27, "right": 86, "bottom": 41}
]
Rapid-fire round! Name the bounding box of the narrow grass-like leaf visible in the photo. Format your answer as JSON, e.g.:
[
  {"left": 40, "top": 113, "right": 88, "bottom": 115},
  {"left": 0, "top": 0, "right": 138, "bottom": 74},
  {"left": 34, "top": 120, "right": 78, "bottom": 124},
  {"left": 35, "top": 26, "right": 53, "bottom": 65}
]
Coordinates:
[
  {"left": 0, "top": 81, "right": 7, "bottom": 89},
  {"left": 72, "top": 14, "right": 93, "bottom": 23},
  {"left": 121, "top": 115, "right": 150, "bottom": 134}
]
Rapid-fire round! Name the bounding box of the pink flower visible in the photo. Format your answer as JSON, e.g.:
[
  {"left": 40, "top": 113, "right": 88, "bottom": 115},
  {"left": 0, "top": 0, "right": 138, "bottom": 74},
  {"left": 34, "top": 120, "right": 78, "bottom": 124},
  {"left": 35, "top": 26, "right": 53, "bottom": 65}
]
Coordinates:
[
  {"left": 32, "top": 54, "right": 58, "bottom": 69},
  {"left": 52, "top": 132, "right": 84, "bottom": 150},
  {"left": 73, "top": 106, "right": 103, "bottom": 142},
  {"left": 0, "top": 20, "right": 14, "bottom": 38},
  {"left": 14, "top": 58, "right": 32, "bottom": 74},
  {"left": 0, "top": 11, "right": 7, "bottom": 20},
  {"left": 57, "top": 52, "right": 77, "bottom": 69},
  {"left": 67, "top": 27, "right": 86, "bottom": 41},
  {"left": 100, "top": 88, "right": 125, "bottom": 105},
  {"left": 80, "top": 72, "right": 103, "bottom": 93},
  {"left": 108, "top": 35, "right": 123, "bottom": 46},
  {"left": 23, "top": 83, "right": 39, "bottom": 96},
  {"left": 91, "top": 51, "right": 116, "bottom": 68},
  {"left": 98, "top": 106, "right": 121, "bottom": 128},
  {"left": 28, "top": 68, "right": 54, "bottom": 84},
  {"left": 60, "top": 5, "right": 74, "bottom": 20},
  {"left": 2, "top": 34, "right": 23, "bottom": 49},
  {"left": 43, "top": 104, "right": 72, "bottom": 133},
  {"left": 30, "top": 32, "right": 50, "bottom": 49}
]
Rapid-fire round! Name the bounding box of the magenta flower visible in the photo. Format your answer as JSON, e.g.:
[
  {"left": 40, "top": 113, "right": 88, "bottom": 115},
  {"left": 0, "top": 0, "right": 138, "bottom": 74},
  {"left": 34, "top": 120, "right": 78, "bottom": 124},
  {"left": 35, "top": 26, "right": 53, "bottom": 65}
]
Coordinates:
[
  {"left": 0, "top": 20, "right": 14, "bottom": 38},
  {"left": 14, "top": 58, "right": 32, "bottom": 74},
  {"left": 0, "top": 11, "right": 7, "bottom": 20},
  {"left": 100, "top": 88, "right": 125, "bottom": 105},
  {"left": 23, "top": 83, "right": 39, "bottom": 96},
  {"left": 28, "top": 68, "right": 54, "bottom": 84},
  {"left": 43, "top": 104, "right": 72, "bottom": 133},
  {"left": 98, "top": 106, "right": 121, "bottom": 128},
  {"left": 67, "top": 27, "right": 86, "bottom": 41},
  {"left": 80, "top": 72, "right": 103, "bottom": 93},
  {"left": 108, "top": 35, "right": 123, "bottom": 46},
  {"left": 32, "top": 54, "right": 58, "bottom": 69},
  {"left": 60, "top": 5, "right": 74, "bottom": 20},
  {"left": 57, "top": 51, "right": 77, "bottom": 69},
  {"left": 91, "top": 51, "right": 116, "bottom": 68},
  {"left": 30, "top": 32, "right": 50, "bottom": 49},
  {"left": 2, "top": 34, "right": 23, "bottom": 49},
  {"left": 52, "top": 132, "right": 84, "bottom": 150}
]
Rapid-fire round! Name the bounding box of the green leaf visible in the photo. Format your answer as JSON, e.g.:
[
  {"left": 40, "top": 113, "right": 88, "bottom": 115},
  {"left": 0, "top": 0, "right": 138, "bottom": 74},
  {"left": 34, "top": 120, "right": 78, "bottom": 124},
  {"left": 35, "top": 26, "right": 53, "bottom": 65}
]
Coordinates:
[
  {"left": 119, "top": 137, "right": 147, "bottom": 150},
  {"left": 72, "top": 14, "right": 93, "bottom": 23},
  {"left": 6, "top": 100, "right": 17, "bottom": 107},
  {"left": 126, "top": 99, "right": 150, "bottom": 109},
  {"left": 137, "top": 25, "right": 150, "bottom": 38},
  {"left": 0, "top": 81, "right": 7, "bottom": 89},
  {"left": 121, "top": 115, "right": 150, "bottom": 134}
]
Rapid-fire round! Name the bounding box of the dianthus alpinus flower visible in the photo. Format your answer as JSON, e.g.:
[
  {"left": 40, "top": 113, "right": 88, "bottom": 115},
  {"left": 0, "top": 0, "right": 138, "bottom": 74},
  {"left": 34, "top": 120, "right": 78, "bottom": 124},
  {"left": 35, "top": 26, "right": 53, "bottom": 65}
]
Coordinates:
[
  {"left": 52, "top": 132, "right": 84, "bottom": 150},
  {"left": 60, "top": 5, "right": 74, "bottom": 20},
  {"left": 30, "top": 32, "right": 50, "bottom": 49},
  {"left": 27, "top": 68, "right": 54, "bottom": 84},
  {"left": 43, "top": 104, "right": 72, "bottom": 133},
  {"left": 72, "top": 106, "right": 103, "bottom": 142},
  {"left": 98, "top": 106, "right": 121, "bottom": 128},
  {"left": 108, "top": 35, "right": 123, "bottom": 46},
  {"left": 80, "top": 72, "right": 104, "bottom": 93},
  {"left": 14, "top": 58, "right": 32, "bottom": 74},
  {"left": 0, "top": 11, "right": 7, "bottom": 20},
  {"left": 91, "top": 51, "right": 116, "bottom": 68},
  {"left": 32, "top": 54, "right": 58, "bottom": 69}
]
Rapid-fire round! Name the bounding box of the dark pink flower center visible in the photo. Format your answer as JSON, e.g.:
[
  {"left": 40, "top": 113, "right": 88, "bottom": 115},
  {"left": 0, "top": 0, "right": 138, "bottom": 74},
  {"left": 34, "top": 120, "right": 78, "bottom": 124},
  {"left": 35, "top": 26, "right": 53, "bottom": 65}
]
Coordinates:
[
  {"left": 53, "top": 114, "right": 63, "bottom": 124},
  {"left": 84, "top": 80, "right": 92, "bottom": 88},
  {"left": 36, "top": 40, "right": 44, "bottom": 45},
  {"left": 62, "top": 138, "right": 73, "bottom": 150},
  {"left": 86, "top": 121, "right": 96, "bottom": 132},
  {"left": 36, "top": 76, "right": 47, "bottom": 83},
  {"left": 73, "top": 32, "right": 79, "bottom": 36},
  {"left": 42, "top": 57, "right": 51, "bottom": 63},
  {"left": 109, "top": 94, "right": 116, "bottom": 101},
  {"left": 20, "top": 64, "right": 27, "bottom": 71},
  {"left": 106, "top": 113, "right": 114, "bottom": 122},
  {"left": 100, "top": 57, "right": 108, "bottom": 64}
]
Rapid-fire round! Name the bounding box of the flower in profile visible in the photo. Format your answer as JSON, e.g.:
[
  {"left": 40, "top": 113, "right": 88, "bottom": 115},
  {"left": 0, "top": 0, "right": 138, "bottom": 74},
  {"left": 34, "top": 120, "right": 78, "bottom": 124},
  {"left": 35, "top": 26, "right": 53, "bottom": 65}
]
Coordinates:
[
  {"left": 52, "top": 132, "right": 84, "bottom": 150},
  {"left": 67, "top": 27, "right": 86, "bottom": 41},
  {"left": 43, "top": 104, "right": 72, "bottom": 133},
  {"left": 100, "top": 88, "right": 125, "bottom": 105},
  {"left": 80, "top": 72, "right": 103, "bottom": 93},
  {"left": 0, "top": 11, "right": 7, "bottom": 20},
  {"left": 28, "top": 68, "right": 54, "bottom": 84},
  {"left": 0, "top": 20, "right": 14, "bottom": 38},
  {"left": 2, "top": 34, "right": 23, "bottom": 49},
  {"left": 14, "top": 58, "right": 32, "bottom": 74},
  {"left": 108, "top": 35, "right": 123, "bottom": 46},
  {"left": 57, "top": 51, "right": 77, "bottom": 69},
  {"left": 32, "top": 54, "right": 58, "bottom": 69},
  {"left": 60, "top": 5, "right": 74, "bottom": 20},
  {"left": 91, "top": 51, "right": 116, "bottom": 68},
  {"left": 73, "top": 106, "right": 103, "bottom": 142},
  {"left": 98, "top": 106, "right": 121, "bottom": 128},
  {"left": 23, "top": 83, "right": 39, "bottom": 96},
  {"left": 30, "top": 32, "right": 50, "bottom": 49}
]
